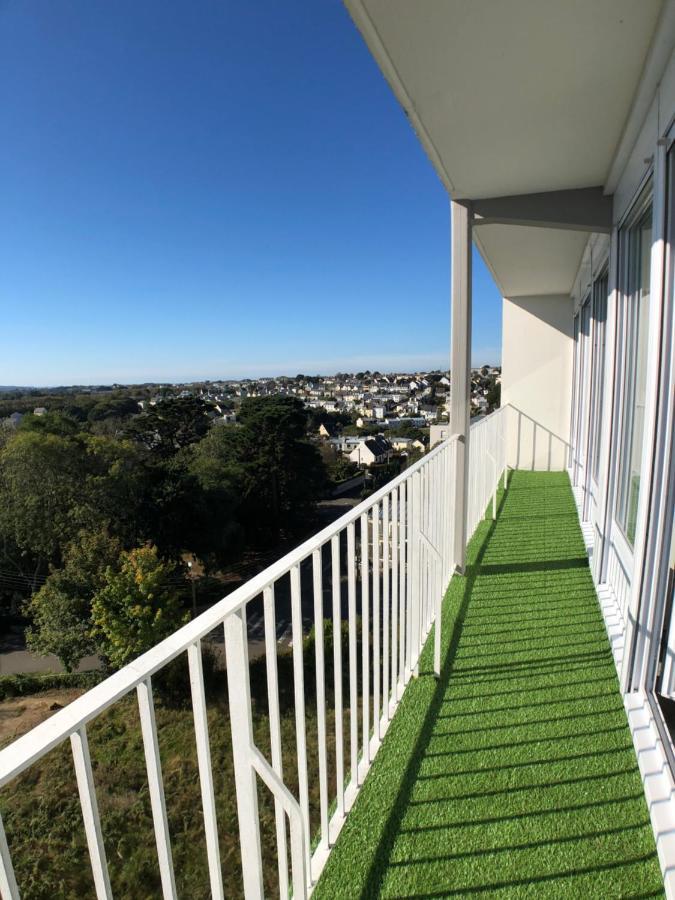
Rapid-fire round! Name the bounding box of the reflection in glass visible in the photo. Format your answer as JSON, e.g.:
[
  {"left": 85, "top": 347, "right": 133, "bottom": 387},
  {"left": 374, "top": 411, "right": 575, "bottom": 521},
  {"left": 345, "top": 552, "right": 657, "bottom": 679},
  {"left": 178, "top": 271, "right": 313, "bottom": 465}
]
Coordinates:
[{"left": 616, "top": 203, "right": 652, "bottom": 546}]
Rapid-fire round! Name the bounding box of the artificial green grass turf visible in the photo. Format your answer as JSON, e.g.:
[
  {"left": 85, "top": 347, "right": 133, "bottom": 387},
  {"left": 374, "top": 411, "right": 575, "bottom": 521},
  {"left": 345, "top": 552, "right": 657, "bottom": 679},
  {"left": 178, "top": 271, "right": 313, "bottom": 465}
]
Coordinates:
[{"left": 313, "top": 471, "right": 664, "bottom": 899}]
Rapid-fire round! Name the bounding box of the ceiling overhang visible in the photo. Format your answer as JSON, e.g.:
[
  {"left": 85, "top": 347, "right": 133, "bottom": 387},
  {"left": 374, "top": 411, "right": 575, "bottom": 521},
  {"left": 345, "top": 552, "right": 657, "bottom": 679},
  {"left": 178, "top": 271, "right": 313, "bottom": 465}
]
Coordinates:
[{"left": 345, "top": 0, "right": 667, "bottom": 297}]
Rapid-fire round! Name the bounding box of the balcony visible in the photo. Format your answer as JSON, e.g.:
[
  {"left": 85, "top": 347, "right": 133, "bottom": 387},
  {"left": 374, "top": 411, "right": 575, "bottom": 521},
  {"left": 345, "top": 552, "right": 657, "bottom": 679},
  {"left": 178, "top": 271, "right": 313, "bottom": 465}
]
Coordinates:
[
  {"left": 0, "top": 408, "right": 663, "bottom": 898},
  {"left": 313, "top": 471, "right": 662, "bottom": 898}
]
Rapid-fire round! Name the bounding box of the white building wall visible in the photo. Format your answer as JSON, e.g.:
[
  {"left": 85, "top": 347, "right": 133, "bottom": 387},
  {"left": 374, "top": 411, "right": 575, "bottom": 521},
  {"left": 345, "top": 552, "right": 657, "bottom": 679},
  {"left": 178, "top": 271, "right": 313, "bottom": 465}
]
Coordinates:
[{"left": 501, "top": 293, "right": 573, "bottom": 470}]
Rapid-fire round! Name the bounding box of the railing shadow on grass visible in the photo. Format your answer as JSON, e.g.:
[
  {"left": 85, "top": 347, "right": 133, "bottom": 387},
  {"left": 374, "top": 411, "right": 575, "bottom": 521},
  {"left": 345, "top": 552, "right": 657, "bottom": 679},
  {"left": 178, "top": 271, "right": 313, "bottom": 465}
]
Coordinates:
[
  {"left": 348, "top": 473, "right": 660, "bottom": 899},
  {"left": 354, "top": 484, "right": 509, "bottom": 899}
]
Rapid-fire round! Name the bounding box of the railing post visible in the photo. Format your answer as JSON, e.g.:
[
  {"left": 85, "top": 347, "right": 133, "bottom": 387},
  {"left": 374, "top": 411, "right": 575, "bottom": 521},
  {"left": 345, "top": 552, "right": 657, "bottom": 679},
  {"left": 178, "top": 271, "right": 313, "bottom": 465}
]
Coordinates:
[
  {"left": 0, "top": 812, "right": 19, "bottom": 900},
  {"left": 450, "top": 200, "right": 472, "bottom": 574},
  {"left": 224, "top": 609, "right": 264, "bottom": 900},
  {"left": 411, "top": 470, "right": 421, "bottom": 676}
]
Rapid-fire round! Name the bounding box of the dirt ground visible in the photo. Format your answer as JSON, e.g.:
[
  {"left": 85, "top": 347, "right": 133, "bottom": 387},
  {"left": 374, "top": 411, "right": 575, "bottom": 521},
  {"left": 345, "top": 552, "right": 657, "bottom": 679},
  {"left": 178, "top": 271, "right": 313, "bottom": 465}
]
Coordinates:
[{"left": 0, "top": 689, "right": 86, "bottom": 749}]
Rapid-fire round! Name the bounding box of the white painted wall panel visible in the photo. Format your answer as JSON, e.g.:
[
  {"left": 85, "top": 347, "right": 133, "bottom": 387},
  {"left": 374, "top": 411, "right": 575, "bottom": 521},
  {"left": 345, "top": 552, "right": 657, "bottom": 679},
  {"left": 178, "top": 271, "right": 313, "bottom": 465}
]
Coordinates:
[{"left": 502, "top": 294, "right": 573, "bottom": 470}]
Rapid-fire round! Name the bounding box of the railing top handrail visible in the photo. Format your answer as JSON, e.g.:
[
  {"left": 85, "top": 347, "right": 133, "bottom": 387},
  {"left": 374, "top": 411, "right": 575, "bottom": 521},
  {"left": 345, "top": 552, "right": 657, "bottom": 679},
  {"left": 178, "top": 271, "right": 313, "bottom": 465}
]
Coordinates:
[
  {"left": 0, "top": 433, "right": 459, "bottom": 786},
  {"left": 469, "top": 406, "right": 504, "bottom": 429}
]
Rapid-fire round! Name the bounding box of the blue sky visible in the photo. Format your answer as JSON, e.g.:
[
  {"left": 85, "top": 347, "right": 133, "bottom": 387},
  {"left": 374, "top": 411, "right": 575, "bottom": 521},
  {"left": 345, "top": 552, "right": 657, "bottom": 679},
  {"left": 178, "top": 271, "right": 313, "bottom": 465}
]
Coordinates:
[{"left": 0, "top": 0, "right": 502, "bottom": 386}]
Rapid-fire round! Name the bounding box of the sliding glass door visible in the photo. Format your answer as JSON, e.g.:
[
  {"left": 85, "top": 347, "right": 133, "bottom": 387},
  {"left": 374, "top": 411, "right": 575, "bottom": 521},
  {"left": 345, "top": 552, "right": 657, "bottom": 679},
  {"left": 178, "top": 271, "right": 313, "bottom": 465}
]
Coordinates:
[{"left": 615, "top": 190, "right": 653, "bottom": 548}]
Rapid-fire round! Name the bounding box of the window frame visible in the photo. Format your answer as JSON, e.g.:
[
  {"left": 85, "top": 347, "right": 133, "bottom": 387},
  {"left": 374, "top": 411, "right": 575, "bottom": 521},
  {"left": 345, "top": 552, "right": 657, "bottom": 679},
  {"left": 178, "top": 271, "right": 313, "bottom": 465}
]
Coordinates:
[{"left": 613, "top": 182, "right": 654, "bottom": 550}]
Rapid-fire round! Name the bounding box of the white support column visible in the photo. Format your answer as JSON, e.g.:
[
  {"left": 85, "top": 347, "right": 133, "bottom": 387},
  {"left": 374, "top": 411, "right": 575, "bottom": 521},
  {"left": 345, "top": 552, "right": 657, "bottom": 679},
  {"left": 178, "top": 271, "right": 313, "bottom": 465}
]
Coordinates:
[{"left": 450, "top": 200, "right": 472, "bottom": 574}]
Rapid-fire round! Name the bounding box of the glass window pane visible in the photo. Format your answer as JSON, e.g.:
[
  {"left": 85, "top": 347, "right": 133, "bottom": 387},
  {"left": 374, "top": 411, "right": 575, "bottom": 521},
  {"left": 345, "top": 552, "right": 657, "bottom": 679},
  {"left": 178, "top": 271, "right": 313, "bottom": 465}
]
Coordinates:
[
  {"left": 616, "top": 202, "right": 652, "bottom": 546},
  {"left": 591, "top": 275, "right": 608, "bottom": 484}
]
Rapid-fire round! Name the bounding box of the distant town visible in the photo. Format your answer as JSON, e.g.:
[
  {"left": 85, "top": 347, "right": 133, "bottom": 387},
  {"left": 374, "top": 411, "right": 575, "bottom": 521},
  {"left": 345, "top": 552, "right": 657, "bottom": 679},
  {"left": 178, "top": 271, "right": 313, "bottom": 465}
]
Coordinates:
[{"left": 0, "top": 366, "right": 501, "bottom": 465}]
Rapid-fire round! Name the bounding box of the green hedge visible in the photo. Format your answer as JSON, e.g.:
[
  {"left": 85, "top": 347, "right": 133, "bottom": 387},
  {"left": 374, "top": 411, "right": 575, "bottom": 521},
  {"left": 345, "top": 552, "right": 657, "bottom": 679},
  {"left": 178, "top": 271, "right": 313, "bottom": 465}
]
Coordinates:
[{"left": 0, "top": 671, "right": 104, "bottom": 701}]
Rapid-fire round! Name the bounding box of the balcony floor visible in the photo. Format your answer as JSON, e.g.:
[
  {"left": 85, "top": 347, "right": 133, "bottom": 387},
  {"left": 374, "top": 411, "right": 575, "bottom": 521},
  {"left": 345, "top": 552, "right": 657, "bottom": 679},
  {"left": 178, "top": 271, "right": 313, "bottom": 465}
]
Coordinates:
[{"left": 314, "top": 471, "right": 663, "bottom": 898}]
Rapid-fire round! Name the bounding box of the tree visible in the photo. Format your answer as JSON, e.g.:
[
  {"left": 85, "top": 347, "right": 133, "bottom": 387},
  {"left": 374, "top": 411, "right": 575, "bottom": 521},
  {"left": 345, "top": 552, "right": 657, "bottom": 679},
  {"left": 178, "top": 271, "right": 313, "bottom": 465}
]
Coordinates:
[
  {"left": 389, "top": 422, "right": 425, "bottom": 443},
  {"left": 25, "top": 530, "right": 121, "bottom": 672},
  {"left": 234, "top": 397, "right": 327, "bottom": 542},
  {"left": 0, "top": 431, "right": 88, "bottom": 566},
  {"left": 83, "top": 435, "right": 154, "bottom": 548},
  {"left": 87, "top": 396, "right": 139, "bottom": 423},
  {"left": 126, "top": 397, "right": 210, "bottom": 457},
  {"left": 155, "top": 443, "right": 243, "bottom": 567},
  {"left": 18, "top": 411, "right": 80, "bottom": 437},
  {"left": 487, "top": 381, "right": 501, "bottom": 412},
  {"left": 91, "top": 546, "right": 187, "bottom": 669}
]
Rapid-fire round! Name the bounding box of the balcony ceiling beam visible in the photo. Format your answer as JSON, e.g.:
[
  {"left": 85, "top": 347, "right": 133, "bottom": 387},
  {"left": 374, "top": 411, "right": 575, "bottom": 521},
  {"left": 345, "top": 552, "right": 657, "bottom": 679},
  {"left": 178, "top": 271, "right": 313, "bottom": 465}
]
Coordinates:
[{"left": 460, "top": 187, "right": 612, "bottom": 234}]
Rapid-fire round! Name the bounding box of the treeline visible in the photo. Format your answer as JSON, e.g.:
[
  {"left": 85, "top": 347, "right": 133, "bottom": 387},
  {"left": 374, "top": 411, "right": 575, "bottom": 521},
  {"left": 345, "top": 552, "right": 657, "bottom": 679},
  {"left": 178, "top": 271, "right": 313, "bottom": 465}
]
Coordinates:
[{"left": 0, "top": 396, "right": 327, "bottom": 671}]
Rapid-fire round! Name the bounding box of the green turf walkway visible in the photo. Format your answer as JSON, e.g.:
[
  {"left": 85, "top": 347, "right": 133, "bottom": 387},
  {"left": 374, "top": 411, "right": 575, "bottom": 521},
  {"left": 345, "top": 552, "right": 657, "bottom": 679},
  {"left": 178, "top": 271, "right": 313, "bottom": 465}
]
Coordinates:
[{"left": 313, "top": 471, "right": 663, "bottom": 899}]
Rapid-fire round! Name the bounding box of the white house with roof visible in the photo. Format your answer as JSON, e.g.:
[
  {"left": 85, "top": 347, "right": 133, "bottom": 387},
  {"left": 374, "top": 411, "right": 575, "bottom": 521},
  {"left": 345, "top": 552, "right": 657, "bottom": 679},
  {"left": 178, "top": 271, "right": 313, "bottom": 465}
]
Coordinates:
[{"left": 348, "top": 436, "right": 392, "bottom": 466}]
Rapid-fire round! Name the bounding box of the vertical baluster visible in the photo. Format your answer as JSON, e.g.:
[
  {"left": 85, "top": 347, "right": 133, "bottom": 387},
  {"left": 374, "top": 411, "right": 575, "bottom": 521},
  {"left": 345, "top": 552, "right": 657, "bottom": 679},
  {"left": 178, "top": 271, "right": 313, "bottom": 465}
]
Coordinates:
[
  {"left": 399, "top": 480, "right": 407, "bottom": 691},
  {"left": 188, "top": 641, "right": 225, "bottom": 900},
  {"left": 70, "top": 725, "right": 112, "bottom": 900},
  {"left": 331, "top": 534, "right": 345, "bottom": 820},
  {"left": 433, "top": 451, "right": 445, "bottom": 621},
  {"left": 420, "top": 467, "right": 426, "bottom": 635},
  {"left": 312, "top": 549, "right": 330, "bottom": 850},
  {"left": 347, "top": 523, "right": 358, "bottom": 791},
  {"left": 224, "top": 609, "right": 264, "bottom": 900},
  {"left": 360, "top": 512, "right": 370, "bottom": 767},
  {"left": 382, "top": 494, "right": 390, "bottom": 724},
  {"left": 137, "top": 677, "right": 177, "bottom": 900},
  {"left": 0, "top": 812, "right": 19, "bottom": 900},
  {"left": 435, "top": 464, "right": 444, "bottom": 678},
  {"left": 411, "top": 470, "right": 421, "bottom": 675},
  {"left": 262, "top": 586, "right": 289, "bottom": 898},
  {"left": 290, "top": 564, "right": 311, "bottom": 885},
  {"left": 429, "top": 459, "right": 435, "bottom": 632},
  {"left": 428, "top": 463, "right": 434, "bottom": 630},
  {"left": 372, "top": 503, "right": 380, "bottom": 743},
  {"left": 492, "top": 451, "right": 497, "bottom": 520},
  {"left": 391, "top": 488, "right": 399, "bottom": 709}
]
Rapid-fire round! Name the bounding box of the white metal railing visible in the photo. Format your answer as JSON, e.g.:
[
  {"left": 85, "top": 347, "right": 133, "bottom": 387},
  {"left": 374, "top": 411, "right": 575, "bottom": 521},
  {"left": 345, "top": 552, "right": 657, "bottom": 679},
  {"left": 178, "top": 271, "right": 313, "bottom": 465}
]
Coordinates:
[
  {"left": 468, "top": 407, "right": 507, "bottom": 536},
  {"left": 0, "top": 411, "right": 507, "bottom": 900}
]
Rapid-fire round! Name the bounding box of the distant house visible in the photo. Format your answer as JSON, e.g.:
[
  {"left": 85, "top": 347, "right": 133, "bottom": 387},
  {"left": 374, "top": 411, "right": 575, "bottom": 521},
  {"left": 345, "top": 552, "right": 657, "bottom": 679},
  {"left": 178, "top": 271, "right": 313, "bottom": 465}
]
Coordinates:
[
  {"left": 5, "top": 412, "right": 23, "bottom": 428},
  {"left": 318, "top": 423, "right": 337, "bottom": 439},
  {"left": 349, "top": 437, "right": 392, "bottom": 467},
  {"left": 419, "top": 404, "right": 439, "bottom": 422},
  {"left": 329, "top": 435, "right": 364, "bottom": 453},
  {"left": 33, "top": 407, "right": 47, "bottom": 417},
  {"left": 430, "top": 424, "right": 450, "bottom": 448},
  {"left": 391, "top": 437, "right": 426, "bottom": 453}
]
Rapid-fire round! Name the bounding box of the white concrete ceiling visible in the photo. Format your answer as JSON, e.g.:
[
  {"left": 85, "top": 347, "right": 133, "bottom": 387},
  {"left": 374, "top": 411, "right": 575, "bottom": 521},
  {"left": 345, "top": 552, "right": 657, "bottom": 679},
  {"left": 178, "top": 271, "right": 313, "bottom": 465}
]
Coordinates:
[
  {"left": 474, "top": 225, "right": 590, "bottom": 298},
  {"left": 345, "top": 0, "right": 665, "bottom": 297}
]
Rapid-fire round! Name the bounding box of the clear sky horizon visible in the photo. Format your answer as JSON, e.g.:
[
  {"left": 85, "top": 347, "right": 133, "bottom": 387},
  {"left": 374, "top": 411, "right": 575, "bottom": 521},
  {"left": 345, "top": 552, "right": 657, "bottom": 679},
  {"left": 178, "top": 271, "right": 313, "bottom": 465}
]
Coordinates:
[{"left": 1, "top": 0, "right": 503, "bottom": 387}]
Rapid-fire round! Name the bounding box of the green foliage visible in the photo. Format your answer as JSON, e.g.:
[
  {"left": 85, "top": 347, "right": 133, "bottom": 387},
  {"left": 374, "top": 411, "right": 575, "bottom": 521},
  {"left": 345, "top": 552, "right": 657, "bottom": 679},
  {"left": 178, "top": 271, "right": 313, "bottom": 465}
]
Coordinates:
[
  {"left": 327, "top": 458, "right": 358, "bottom": 484},
  {"left": 307, "top": 407, "right": 352, "bottom": 431},
  {"left": 0, "top": 431, "right": 88, "bottom": 560},
  {"left": 126, "top": 397, "right": 210, "bottom": 457},
  {"left": 87, "top": 396, "right": 139, "bottom": 422},
  {"left": 83, "top": 436, "right": 154, "bottom": 547},
  {"left": 487, "top": 380, "right": 501, "bottom": 411},
  {"left": 18, "top": 412, "right": 81, "bottom": 437},
  {"left": 0, "top": 671, "right": 102, "bottom": 701},
  {"left": 25, "top": 530, "right": 121, "bottom": 672},
  {"left": 91, "top": 546, "right": 188, "bottom": 669},
  {"left": 239, "top": 396, "right": 327, "bottom": 540},
  {"left": 388, "top": 422, "right": 425, "bottom": 442}
]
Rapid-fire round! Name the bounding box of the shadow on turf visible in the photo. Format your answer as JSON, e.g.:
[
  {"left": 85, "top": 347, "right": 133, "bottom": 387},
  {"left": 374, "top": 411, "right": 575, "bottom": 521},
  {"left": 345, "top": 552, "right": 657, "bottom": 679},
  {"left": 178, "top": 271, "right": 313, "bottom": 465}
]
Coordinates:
[
  {"left": 354, "top": 488, "right": 506, "bottom": 899},
  {"left": 353, "top": 477, "right": 657, "bottom": 899}
]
